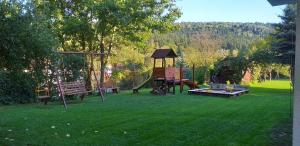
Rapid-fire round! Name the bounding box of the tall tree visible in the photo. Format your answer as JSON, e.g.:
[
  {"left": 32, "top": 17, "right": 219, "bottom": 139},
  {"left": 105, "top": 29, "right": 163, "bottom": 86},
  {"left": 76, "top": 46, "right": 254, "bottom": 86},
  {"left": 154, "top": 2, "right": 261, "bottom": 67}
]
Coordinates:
[
  {"left": 272, "top": 4, "right": 296, "bottom": 81},
  {"left": 92, "top": 0, "right": 181, "bottom": 87},
  {"left": 0, "top": 1, "right": 58, "bottom": 103}
]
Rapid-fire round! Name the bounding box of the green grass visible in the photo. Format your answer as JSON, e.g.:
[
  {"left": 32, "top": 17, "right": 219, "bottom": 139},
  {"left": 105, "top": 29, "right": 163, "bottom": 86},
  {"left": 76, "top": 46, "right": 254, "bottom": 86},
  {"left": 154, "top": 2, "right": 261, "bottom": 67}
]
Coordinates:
[{"left": 0, "top": 80, "right": 292, "bottom": 146}]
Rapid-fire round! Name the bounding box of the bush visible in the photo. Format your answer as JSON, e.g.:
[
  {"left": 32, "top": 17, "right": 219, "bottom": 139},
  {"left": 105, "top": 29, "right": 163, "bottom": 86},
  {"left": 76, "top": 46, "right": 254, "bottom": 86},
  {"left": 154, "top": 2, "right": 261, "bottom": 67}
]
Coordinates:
[
  {"left": 62, "top": 55, "right": 86, "bottom": 82},
  {"left": 0, "top": 71, "right": 35, "bottom": 105},
  {"left": 195, "top": 66, "right": 212, "bottom": 85},
  {"left": 195, "top": 68, "right": 205, "bottom": 84},
  {"left": 212, "top": 56, "right": 249, "bottom": 84}
]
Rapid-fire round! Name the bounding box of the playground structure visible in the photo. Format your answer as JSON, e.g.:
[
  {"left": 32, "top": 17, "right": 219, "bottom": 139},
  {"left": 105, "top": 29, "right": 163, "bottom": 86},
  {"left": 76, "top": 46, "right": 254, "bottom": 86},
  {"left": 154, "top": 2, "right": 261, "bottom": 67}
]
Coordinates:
[{"left": 133, "top": 49, "right": 198, "bottom": 94}]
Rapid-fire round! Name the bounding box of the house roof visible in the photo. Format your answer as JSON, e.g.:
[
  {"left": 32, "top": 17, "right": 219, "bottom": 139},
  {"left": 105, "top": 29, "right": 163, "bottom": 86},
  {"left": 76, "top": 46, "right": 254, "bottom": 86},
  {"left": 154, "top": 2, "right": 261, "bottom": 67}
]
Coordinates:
[
  {"left": 267, "top": 0, "right": 295, "bottom": 6},
  {"left": 151, "top": 49, "right": 178, "bottom": 58}
]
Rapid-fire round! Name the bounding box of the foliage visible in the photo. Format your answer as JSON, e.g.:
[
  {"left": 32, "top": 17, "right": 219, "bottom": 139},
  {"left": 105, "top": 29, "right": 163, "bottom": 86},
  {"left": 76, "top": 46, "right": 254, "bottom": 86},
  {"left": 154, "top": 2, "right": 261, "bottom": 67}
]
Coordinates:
[
  {"left": 249, "top": 4, "right": 296, "bottom": 83},
  {"left": 250, "top": 37, "right": 275, "bottom": 65},
  {"left": 155, "top": 22, "right": 274, "bottom": 51},
  {"left": 194, "top": 66, "right": 212, "bottom": 84},
  {"left": 0, "top": 71, "right": 35, "bottom": 104},
  {"left": 271, "top": 5, "right": 296, "bottom": 66},
  {"left": 250, "top": 64, "right": 262, "bottom": 83},
  {"left": 61, "top": 55, "right": 87, "bottom": 82},
  {"left": 109, "top": 47, "right": 149, "bottom": 88},
  {"left": 211, "top": 6, "right": 295, "bottom": 84},
  {"left": 213, "top": 55, "right": 249, "bottom": 84},
  {"left": 110, "top": 47, "right": 146, "bottom": 70},
  {"left": 152, "top": 22, "right": 274, "bottom": 83},
  {"left": 0, "top": 1, "right": 58, "bottom": 104},
  {"left": 271, "top": 4, "right": 296, "bottom": 83}
]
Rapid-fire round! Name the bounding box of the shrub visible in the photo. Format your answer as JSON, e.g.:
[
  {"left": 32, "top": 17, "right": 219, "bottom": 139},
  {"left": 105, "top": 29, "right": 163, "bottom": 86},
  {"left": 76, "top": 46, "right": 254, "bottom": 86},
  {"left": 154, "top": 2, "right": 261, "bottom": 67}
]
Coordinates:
[
  {"left": 62, "top": 55, "right": 86, "bottom": 82},
  {"left": 0, "top": 71, "right": 35, "bottom": 105},
  {"left": 195, "top": 66, "right": 212, "bottom": 85}
]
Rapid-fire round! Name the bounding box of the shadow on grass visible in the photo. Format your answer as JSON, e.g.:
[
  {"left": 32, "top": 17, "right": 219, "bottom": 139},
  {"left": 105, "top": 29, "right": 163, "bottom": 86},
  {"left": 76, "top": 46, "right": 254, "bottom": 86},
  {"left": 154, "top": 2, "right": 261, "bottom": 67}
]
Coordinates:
[
  {"left": 250, "top": 85, "right": 292, "bottom": 146},
  {"left": 269, "top": 118, "right": 292, "bottom": 146}
]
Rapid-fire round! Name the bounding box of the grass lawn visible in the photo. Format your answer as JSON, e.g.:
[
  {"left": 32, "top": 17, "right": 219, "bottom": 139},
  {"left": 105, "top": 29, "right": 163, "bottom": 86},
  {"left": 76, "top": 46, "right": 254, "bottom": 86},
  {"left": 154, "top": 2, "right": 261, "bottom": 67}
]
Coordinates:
[{"left": 0, "top": 80, "right": 292, "bottom": 146}]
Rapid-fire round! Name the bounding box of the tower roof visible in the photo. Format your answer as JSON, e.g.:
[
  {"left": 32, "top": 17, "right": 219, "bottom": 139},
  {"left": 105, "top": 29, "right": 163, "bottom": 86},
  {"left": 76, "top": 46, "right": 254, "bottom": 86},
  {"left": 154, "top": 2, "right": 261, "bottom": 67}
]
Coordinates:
[{"left": 151, "top": 49, "right": 178, "bottom": 59}]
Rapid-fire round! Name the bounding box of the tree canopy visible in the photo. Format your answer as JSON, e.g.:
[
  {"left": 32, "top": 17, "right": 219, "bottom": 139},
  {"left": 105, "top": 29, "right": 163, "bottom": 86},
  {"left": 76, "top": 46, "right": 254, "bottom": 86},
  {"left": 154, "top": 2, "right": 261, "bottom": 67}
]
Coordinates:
[
  {"left": 272, "top": 5, "right": 296, "bottom": 66},
  {"left": 0, "top": 1, "right": 58, "bottom": 104}
]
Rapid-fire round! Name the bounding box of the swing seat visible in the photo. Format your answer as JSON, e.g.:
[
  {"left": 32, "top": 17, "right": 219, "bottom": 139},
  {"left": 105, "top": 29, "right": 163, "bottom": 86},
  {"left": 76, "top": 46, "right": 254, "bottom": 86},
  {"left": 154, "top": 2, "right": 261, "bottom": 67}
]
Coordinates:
[
  {"left": 36, "top": 88, "right": 50, "bottom": 105},
  {"left": 60, "top": 81, "right": 92, "bottom": 101}
]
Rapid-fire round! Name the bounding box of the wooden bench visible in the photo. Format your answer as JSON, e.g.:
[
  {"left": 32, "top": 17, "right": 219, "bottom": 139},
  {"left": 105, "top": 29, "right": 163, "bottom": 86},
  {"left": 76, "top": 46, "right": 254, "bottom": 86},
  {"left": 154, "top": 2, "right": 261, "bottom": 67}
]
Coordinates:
[
  {"left": 59, "top": 81, "right": 92, "bottom": 101},
  {"left": 36, "top": 88, "right": 50, "bottom": 105},
  {"left": 103, "top": 80, "right": 119, "bottom": 94}
]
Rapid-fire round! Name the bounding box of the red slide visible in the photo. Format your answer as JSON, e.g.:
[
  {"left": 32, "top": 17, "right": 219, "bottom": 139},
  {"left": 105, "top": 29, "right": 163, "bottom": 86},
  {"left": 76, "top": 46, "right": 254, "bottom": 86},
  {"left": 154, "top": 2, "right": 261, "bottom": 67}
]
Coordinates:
[{"left": 183, "top": 80, "right": 199, "bottom": 89}]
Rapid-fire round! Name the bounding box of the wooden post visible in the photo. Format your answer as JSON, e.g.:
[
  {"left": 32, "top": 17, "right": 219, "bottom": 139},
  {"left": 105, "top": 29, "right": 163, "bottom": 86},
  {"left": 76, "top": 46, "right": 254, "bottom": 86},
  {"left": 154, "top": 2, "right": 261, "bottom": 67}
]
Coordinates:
[
  {"left": 173, "top": 57, "right": 175, "bottom": 67},
  {"left": 91, "top": 54, "right": 104, "bottom": 102},
  {"left": 92, "top": 65, "right": 104, "bottom": 102},
  {"left": 180, "top": 65, "right": 183, "bottom": 93},
  {"left": 163, "top": 58, "right": 167, "bottom": 95},
  {"left": 56, "top": 70, "right": 67, "bottom": 109},
  {"left": 163, "top": 58, "right": 166, "bottom": 74},
  {"left": 173, "top": 77, "right": 175, "bottom": 94},
  {"left": 152, "top": 58, "right": 156, "bottom": 92},
  {"left": 173, "top": 57, "right": 176, "bottom": 94},
  {"left": 192, "top": 64, "right": 195, "bottom": 89},
  {"left": 90, "top": 54, "right": 95, "bottom": 90},
  {"left": 89, "top": 54, "right": 94, "bottom": 90}
]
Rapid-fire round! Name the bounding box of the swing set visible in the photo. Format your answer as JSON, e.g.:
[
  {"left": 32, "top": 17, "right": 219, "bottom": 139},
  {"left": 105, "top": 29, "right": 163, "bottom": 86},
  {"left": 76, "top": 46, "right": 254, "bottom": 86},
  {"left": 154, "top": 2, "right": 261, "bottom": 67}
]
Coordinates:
[{"left": 36, "top": 51, "right": 104, "bottom": 109}]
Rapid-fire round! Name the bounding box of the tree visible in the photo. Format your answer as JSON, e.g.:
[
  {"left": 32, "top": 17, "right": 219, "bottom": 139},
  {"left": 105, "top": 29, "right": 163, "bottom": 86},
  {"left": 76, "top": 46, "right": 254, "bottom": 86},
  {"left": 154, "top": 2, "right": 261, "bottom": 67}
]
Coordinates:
[
  {"left": 213, "top": 55, "right": 249, "bottom": 84},
  {"left": 93, "top": 0, "right": 181, "bottom": 87},
  {"left": 45, "top": 0, "right": 181, "bottom": 87},
  {"left": 272, "top": 4, "right": 296, "bottom": 81},
  {"left": 0, "top": 1, "right": 58, "bottom": 104}
]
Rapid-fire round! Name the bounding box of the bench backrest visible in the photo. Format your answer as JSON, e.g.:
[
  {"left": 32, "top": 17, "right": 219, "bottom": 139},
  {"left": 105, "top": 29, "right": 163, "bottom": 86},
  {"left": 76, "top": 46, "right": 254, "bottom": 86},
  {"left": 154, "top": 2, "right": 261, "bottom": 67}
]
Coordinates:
[{"left": 60, "top": 81, "right": 87, "bottom": 95}]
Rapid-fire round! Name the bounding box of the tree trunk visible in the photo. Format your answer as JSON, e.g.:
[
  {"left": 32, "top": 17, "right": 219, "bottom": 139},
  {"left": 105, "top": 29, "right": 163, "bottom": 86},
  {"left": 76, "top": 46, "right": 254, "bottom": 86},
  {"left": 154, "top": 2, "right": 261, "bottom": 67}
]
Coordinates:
[
  {"left": 89, "top": 41, "right": 96, "bottom": 90},
  {"left": 276, "top": 70, "right": 280, "bottom": 79},
  {"left": 99, "top": 30, "right": 115, "bottom": 88},
  {"left": 269, "top": 71, "right": 272, "bottom": 81},
  {"left": 81, "top": 38, "right": 92, "bottom": 90},
  {"left": 100, "top": 41, "right": 105, "bottom": 88}
]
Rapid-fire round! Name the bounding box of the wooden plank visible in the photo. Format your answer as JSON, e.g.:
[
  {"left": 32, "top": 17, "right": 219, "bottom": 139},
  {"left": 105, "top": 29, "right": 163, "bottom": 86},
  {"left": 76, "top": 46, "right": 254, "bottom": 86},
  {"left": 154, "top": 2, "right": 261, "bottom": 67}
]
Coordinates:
[
  {"left": 37, "top": 96, "right": 50, "bottom": 99},
  {"left": 153, "top": 68, "right": 165, "bottom": 79},
  {"left": 60, "top": 81, "right": 88, "bottom": 94}
]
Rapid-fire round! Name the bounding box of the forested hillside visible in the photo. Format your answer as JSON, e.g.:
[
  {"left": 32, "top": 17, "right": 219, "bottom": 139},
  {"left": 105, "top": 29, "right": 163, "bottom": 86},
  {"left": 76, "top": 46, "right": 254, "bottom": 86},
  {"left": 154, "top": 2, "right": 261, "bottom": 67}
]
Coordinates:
[
  {"left": 155, "top": 22, "right": 274, "bottom": 51},
  {"left": 151, "top": 22, "right": 274, "bottom": 70}
]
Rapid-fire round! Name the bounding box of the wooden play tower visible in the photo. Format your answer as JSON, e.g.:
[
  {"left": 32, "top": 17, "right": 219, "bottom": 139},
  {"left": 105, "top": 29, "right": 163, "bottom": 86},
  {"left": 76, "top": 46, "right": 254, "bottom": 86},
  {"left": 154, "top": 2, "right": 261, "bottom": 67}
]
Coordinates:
[{"left": 151, "top": 49, "right": 198, "bottom": 95}]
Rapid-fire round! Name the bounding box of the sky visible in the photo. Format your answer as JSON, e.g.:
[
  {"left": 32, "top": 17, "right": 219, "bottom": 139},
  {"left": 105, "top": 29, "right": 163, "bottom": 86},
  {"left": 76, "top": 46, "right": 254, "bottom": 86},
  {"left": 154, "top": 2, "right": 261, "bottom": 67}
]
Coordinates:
[{"left": 176, "top": 0, "right": 286, "bottom": 23}]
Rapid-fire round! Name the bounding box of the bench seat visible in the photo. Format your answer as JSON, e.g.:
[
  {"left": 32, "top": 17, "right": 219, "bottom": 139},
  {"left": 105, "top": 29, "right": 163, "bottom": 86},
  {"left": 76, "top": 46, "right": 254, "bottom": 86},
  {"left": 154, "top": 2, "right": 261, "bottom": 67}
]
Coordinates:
[{"left": 59, "top": 81, "right": 91, "bottom": 101}]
